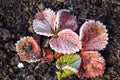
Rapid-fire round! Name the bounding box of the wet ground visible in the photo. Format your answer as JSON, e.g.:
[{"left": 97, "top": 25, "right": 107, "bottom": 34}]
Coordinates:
[{"left": 0, "top": 0, "right": 120, "bottom": 80}]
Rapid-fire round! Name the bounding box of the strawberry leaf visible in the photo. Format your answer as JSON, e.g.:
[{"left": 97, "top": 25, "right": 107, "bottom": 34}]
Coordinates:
[
  {"left": 15, "top": 36, "right": 41, "bottom": 63},
  {"left": 56, "top": 9, "right": 78, "bottom": 31},
  {"left": 49, "top": 29, "right": 81, "bottom": 54},
  {"left": 56, "top": 54, "right": 81, "bottom": 71},
  {"left": 77, "top": 51, "right": 105, "bottom": 78},
  {"left": 56, "top": 67, "right": 76, "bottom": 80},
  {"left": 33, "top": 8, "right": 56, "bottom": 36},
  {"left": 56, "top": 54, "right": 81, "bottom": 80},
  {"left": 79, "top": 20, "right": 108, "bottom": 51}
]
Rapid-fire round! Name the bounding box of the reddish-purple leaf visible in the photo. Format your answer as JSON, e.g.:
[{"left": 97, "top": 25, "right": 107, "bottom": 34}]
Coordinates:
[
  {"left": 33, "top": 19, "right": 53, "bottom": 36},
  {"left": 77, "top": 51, "right": 105, "bottom": 78},
  {"left": 79, "top": 20, "right": 108, "bottom": 51},
  {"left": 15, "top": 36, "right": 41, "bottom": 63},
  {"left": 33, "top": 8, "right": 78, "bottom": 36},
  {"left": 56, "top": 9, "right": 78, "bottom": 31},
  {"left": 33, "top": 8, "right": 56, "bottom": 36},
  {"left": 49, "top": 29, "right": 81, "bottom": 54}
]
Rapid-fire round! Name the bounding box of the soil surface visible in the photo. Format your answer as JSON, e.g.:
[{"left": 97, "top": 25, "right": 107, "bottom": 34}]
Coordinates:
[{"left": 0, "top": 0, "right": 120, "bottom": 80}]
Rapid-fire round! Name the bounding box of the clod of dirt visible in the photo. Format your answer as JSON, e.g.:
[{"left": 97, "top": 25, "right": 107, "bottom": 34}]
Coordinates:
[
  {"left": 0, "top": 28, "right": 11, "bottom": 41},
  {"left": 25, "top": 75, "right": 36, "bottom": 80}
]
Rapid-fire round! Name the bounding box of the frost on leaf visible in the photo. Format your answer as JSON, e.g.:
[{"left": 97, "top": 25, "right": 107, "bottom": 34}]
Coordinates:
[
  {"left": 15, "top": 36, "right": 41, "bottom": 63},
  {"left": 56, "top": 54, "right": 81, "bottom": 80},
  {"left": 77, "top": 51, "right": 105, "bottom": 78},
  {"left": 49, "top": 29, "right": 81, "bottom": 54},
  {"left": 79, "top": 20, "right": 108, "bottom": 51},
  {"left": 33, "top": 8, "right": 78, "bottom": 36},
  {"left": 33, "top": 19, "right": 53, "bottom": 36},
  {"left": 56, "top": 9, "right": 78, "bottom": 31},
  {"left": 33, "top": 8, "right": 56, "bottom": 36}
]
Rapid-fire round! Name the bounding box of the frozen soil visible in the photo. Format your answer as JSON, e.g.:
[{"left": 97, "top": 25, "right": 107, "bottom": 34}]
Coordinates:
[{"left": 0, "top": 0, "right": 120, "bottom": 80}]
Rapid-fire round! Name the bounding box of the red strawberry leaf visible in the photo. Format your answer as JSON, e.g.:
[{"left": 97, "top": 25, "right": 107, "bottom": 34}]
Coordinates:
[
  {"left": 77, "top": 51, "right": 105, "bottom": 78},
  {"left": 79, "top": 20, "right": 108, "bottom": 51},
  {"left": 15, "top": 36, "right": 41, "bottom": 63}
]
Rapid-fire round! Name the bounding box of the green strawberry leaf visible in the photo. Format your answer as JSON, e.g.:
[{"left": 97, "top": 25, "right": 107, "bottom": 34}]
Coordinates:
[
  {"left": 56, "top": 66, "right": 78, "bottom": 80},
  {"left": 56, "top": 54, "right": 81, "bottom": 80},
  {"left": 56, "top": 54, "right": 81, "bottom": 70}
]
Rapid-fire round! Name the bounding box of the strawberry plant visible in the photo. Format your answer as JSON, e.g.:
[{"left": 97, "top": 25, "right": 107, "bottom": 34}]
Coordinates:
[{"left": 15, "top": 8, "right": 108, "bottom": 80}]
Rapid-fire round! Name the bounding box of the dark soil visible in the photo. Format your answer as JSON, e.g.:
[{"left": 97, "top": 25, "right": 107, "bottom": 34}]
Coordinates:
[{"left": 0, "top": 0, "right": 120, "bottom": 80}]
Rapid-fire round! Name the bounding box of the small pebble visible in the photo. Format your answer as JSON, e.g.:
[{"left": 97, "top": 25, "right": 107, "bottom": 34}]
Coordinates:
[{"left": 17, "top": 62, "right": 24, "bottom": 68}]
